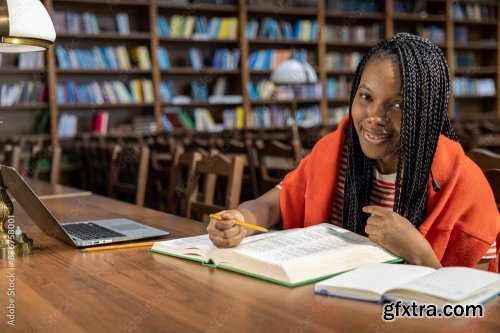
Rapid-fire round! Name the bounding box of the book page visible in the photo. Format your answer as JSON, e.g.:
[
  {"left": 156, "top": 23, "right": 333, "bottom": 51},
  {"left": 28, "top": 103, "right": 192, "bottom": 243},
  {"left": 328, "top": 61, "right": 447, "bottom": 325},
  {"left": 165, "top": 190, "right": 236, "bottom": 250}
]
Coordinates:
[
  {"left": 151, "top": 231, "right": 278, "bottom": 262},
  {"left": 223, "top": 224, "right": 389, "bottom": 264},
  {"left": 315, "top": 263, "right": 435, "bottom": 302},
  {"left": 210, "top": 224, "right": 399, "bottom": 285},
  {"left": 151, "top": 234, "right": 215, "bottom": 261},
  {"left": 388, "top": 267, "right": 500, "bottom": 302}
]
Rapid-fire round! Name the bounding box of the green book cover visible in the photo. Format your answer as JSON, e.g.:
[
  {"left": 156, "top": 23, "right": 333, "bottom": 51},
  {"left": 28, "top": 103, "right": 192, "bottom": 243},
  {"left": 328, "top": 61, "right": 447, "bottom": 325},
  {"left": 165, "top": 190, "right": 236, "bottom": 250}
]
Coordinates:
[{"left": 176, "top": 111, "right": 195, "bottom": 130}]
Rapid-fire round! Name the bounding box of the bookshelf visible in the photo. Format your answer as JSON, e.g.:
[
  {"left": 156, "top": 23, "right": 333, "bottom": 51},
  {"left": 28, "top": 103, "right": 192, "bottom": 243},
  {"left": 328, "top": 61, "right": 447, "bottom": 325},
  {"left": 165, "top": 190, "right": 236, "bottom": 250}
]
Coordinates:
[{"left": 2, "top": 0, "right": 498, "bottom": 145}]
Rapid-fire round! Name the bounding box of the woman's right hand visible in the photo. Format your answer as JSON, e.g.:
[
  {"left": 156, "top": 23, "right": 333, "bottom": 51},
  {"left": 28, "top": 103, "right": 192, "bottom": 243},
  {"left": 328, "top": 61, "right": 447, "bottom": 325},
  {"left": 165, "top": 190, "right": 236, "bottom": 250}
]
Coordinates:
[{"left": 207, "top": 210, "right": 246, "bottom": 248}]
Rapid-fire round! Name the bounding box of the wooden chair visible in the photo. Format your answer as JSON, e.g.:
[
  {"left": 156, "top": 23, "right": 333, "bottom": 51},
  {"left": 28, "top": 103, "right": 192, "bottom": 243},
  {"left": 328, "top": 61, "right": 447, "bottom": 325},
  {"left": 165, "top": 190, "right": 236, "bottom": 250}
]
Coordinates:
[
  {"left": 467, "top": 148, "right": 500, "bottom": 171},
  {"left": 80, "top": 136, "right": 114, "bottom": 195},
  {"left": 28, "top": 144, "right": 62, "bottom": 184},
  {"left": 147, "top": 134, "right": 178, "bottom": 211},
  {"left": 484, "top": 169, "right": 500, "bottom": 211},
  {"left": 216, "top": 136, "right": 259, "bottom": 199},
  {"left": 183, "top": 132, "right": 219, "bottom": 155},
  {"left": 108, "top": 145, "right": 150, "bottom": 206},
  {"left": 476, "top": 168, "right": 500, "bottom": 271},
  {"left": 166, "top": 150, "right": 203, "bottom": 215},
  {"left": 2, "top": 144, "right": 22, "bottom": 169},
  {"left": 183, "top": 153, "right": 245, "bottom": 222},
  {"left": 254, "top": 138, "right": 302, "bottom": 194},
  {"left": 299, "top": 125, "right": 325, "bottom": 157}
]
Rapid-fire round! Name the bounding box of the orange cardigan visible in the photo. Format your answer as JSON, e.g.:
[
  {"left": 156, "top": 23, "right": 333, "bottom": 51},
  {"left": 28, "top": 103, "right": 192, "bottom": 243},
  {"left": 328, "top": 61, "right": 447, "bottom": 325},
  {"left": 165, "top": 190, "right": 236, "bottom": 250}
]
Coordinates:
[{"left": 280, "top": 116, "right": 499, "bottom": 271}]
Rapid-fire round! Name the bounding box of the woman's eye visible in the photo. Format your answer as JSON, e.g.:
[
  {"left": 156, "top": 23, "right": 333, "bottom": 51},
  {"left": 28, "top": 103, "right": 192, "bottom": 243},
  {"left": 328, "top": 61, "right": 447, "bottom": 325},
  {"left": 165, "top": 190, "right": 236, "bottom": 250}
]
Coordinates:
[
  {"left": 393, "top": 102, "right": 402, "bottom": 109},
  {"left": 360, "top": 93, "right": 371, "bottom": 101}
]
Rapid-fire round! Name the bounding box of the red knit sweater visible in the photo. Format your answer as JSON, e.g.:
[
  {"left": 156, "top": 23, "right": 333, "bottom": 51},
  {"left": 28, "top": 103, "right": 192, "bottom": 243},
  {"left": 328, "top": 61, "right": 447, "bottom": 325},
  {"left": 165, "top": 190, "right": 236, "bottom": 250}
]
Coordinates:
[{"left": 280, "top": 116, "right": 499, "bottom": 272}]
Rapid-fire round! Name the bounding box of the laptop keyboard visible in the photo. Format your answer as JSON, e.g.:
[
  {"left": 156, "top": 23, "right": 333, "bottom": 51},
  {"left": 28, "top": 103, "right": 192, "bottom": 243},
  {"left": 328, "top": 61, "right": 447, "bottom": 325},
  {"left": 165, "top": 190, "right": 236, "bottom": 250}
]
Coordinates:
[{"left": 62, "top": 223, "right": 125, "bottom": 240}]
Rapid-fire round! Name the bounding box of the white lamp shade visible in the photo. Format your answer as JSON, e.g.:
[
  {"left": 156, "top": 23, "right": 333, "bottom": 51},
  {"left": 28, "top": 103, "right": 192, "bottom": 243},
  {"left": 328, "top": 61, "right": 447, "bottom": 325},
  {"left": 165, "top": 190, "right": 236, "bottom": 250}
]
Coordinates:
[
  {"left": 270, "top": 59, "right": 318, "bottom": 84},
  {"left": 0, "top": 0, "right": 56, "bottom": 53}
]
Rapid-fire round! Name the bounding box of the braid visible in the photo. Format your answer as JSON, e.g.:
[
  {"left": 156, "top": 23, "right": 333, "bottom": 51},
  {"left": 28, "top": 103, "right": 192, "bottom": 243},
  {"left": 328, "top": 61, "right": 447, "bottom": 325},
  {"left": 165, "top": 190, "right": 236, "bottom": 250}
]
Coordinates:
[{"left": 342, "top": 33, "right": 457, "bottom": 234}]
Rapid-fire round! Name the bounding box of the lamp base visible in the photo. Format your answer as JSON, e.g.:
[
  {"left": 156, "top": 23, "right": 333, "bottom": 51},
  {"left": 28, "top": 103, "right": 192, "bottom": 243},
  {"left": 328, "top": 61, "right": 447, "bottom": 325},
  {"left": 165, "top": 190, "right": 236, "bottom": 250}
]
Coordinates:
[{"left": 0, "top": 229, "right": 33, "bottom": 259}]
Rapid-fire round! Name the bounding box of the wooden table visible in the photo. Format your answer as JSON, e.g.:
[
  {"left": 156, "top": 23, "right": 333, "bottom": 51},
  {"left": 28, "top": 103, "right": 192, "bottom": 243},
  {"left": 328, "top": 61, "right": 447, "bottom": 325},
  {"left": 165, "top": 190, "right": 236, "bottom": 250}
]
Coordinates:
[
  {"left": 0, "top": 182, "right": 499, "bottom": 333},
  {"left": 24, "top": 177, "right": 92, "bottom": 199}
]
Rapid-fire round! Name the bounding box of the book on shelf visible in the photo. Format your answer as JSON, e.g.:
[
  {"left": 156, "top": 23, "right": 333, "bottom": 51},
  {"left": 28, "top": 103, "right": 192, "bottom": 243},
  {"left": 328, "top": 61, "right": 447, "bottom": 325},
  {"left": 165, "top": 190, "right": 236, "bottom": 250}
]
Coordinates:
[
  {"left": 188, "top": 47, "right": 204, "bottom": 70},
  {"left": 141, "top": 79, "right": 155, "bottom": 103},
  {"left": 183, "top": 16, "right": 196, "bottom": 38},
  {"left": 115, "top": 12, "right": 130, "bottom": 35},
  {"left": 129, "top": 80, "right": 144, "bottom": 103},
  {"left": 176, "top": 110, "right": 195, "bottom": 130},
  {"left": 212, "top": 77, "right": 227, "bottom": 96},
  {"left": 162, "top": 109, "right": 188, "bottom": 131},
  {"left": 222, "top": 106, "right": 245, "bottom": 129},
  {"left": 170, "top": 15, "right": 185, "bottom": 37},
  {"left": 92, "top": 111, "right": 109, "bottom": 135},
  {"left": 190, "top": 80, "right": 209, "bottom": 100},
  {"left": 194, "top": 108, "right": 221, "bottom": 132},
  {"left": 18, "top": 52, "right": 45, "bottom": 69},
  {"left": 149, "top": 223, "right": 401, "bottom": 287},
  {"left": 314, "top": 262, "right": 500, "bottom": 307},
  {"left": 157, "top": 47, "right": 171, "bottom": 69},
  {"left": 131, "top": 46, "right": 152, "bottom": 70},
  {"left": 82, "top": 12, "right": 99, "bottom": 34},
  {"left": 157, "top": 16, "right": 170, "bottom": 37},
  {"left": 0, "top": 81, "right": 46, "bottom": 106},
  {"left": 115, "top": 46, "right": 132, "bottom": 70},
  {"left": 218, "top": 17, "right": 238, "bottom": 40},
  {"left": 159, "top": 80, "right": 177, "bottom": 102},
  {"left": 58, "top": 113, "right": 78, "bottom": 138}
]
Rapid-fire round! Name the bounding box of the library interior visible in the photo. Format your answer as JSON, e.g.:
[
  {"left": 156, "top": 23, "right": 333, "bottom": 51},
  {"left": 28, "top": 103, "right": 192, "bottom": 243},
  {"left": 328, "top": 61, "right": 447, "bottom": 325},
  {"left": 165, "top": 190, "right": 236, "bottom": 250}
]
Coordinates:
[{"left": 0, "top": 0, "right": 499, "bottom": 332}]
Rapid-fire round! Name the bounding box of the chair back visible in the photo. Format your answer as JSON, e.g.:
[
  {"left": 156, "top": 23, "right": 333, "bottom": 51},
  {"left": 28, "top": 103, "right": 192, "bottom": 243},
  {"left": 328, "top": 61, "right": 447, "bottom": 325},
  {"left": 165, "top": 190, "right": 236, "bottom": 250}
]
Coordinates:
[
  {"left": 148, "top": 134, "right": 177, "bottom": 210},
  {"left": 108, "top": 144, "right": 150, "bottom": 206},
  {"left": 166, "top": 150, "right": 203, "bottom": 215},
  {"left": 484, "top": 169, "right": 500, "bottom": 211},
  {"left": 3, "top": 144, "right": 22, "bottom": 169},
  {"left": 184, "top": 154, "right": 245, "bottom": 222},
  {"left": 29, "top": 144, "right": 62, "bottom": 184},
  {"left": 217, "top": 137, "right": 259, "bottom": 199},
  {"left": 467, "top": 148, "right": 500, "bottom": 171},
  {"left": 80, "top": 136, "right": 114, "bottom": 195},
  {"left": 255, "top": 138, "right": 302, "bottom": 194}
]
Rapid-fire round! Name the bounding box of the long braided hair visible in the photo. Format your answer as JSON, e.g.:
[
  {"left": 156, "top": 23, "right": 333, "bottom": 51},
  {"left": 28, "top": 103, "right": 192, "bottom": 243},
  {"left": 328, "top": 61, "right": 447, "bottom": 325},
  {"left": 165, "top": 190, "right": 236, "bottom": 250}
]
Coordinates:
[{"left": 342, "top": 32, "right": 458, "bottom": 235}]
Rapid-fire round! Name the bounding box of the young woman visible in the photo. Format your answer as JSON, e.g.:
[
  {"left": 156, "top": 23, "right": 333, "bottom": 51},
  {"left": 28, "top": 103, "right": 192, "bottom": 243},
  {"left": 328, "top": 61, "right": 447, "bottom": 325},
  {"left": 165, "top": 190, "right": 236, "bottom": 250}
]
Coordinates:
[{"left": 207, "top": 33, "right": 499, "bottom": 271}]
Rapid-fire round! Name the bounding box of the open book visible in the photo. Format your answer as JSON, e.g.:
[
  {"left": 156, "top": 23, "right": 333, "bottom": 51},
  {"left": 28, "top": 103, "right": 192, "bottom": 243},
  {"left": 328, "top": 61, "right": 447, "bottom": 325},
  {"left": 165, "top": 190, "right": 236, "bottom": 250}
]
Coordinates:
[
  {"left": 315, "top": 263, "right": 500, "bottom": 306},
  {"left": 149, "top": 223, "right": 401, "bottom": 287}
]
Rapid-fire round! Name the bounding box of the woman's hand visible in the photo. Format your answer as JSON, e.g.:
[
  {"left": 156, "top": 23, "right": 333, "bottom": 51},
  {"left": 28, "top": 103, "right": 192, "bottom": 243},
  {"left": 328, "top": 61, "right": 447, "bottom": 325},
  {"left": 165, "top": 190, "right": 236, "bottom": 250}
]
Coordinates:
[
  {"left": 363, "top": 205, "right": 442, "bottom": 268},
  {"left": 207, "top": 210, "right": 246, "bottom": 248}
]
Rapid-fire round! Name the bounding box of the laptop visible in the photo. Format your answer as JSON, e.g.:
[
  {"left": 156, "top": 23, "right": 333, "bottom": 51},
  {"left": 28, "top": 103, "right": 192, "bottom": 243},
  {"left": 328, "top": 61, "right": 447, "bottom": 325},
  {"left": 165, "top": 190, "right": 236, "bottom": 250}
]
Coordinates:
[{"left": 0, "top": 165, "right": 169, "bottom": 248}]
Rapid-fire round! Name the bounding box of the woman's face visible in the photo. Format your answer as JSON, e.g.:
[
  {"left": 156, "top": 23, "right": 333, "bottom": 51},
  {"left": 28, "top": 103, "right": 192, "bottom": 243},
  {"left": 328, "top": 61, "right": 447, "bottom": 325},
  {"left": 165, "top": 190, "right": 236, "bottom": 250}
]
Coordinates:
[{"left": 351, "top": 57, "right": 403, "bottom": 174}]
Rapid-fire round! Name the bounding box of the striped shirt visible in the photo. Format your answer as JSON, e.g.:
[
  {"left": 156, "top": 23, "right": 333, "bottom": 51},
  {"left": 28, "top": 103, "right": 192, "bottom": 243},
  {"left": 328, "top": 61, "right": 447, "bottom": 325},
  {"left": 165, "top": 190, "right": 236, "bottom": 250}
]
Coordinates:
[{"left": 330, "top": 145, "right": 497, "bottom": 259}]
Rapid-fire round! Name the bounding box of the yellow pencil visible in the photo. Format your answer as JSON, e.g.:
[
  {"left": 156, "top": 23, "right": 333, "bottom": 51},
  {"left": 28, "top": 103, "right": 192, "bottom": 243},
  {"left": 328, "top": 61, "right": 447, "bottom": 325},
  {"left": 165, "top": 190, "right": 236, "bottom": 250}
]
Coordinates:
[
  {"left": 81, "top": 241, "right": 156, "bottom": 252},
  {"left": 210, "top": 214, "right": 268, "bottom": 232}
]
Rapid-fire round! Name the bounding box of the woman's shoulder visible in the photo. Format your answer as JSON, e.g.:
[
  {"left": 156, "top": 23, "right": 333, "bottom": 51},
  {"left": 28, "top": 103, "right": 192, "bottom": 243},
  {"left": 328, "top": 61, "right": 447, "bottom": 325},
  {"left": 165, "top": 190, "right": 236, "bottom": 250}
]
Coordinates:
[
  {"left": 433, "top": 134, "right": 471, "bottom": 175},
  {"left": 432, "top": 134, "right": 493, "bottom": 201}
]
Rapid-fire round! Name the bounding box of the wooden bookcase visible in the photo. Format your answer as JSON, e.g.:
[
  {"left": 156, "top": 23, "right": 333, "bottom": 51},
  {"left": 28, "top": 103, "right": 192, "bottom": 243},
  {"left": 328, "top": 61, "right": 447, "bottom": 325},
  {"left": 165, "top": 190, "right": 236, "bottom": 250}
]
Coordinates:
[{"left": 0, "top": 0, "right": 498, "bottom": 146}]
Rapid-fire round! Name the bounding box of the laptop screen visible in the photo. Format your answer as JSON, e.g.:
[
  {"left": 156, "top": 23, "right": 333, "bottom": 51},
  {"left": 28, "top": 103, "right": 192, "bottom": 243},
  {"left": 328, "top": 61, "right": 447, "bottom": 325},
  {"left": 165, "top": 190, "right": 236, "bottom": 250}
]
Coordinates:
[{"left": 0, "top": 165, "right": 76, "bottom": 245}]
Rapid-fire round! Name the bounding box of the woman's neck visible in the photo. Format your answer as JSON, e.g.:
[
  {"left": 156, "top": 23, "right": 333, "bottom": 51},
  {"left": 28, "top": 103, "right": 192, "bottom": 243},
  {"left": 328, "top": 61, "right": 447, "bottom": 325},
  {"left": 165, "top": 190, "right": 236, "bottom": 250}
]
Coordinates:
[{"left": 376, "top": 158, "right": 397, "bottom": 174}]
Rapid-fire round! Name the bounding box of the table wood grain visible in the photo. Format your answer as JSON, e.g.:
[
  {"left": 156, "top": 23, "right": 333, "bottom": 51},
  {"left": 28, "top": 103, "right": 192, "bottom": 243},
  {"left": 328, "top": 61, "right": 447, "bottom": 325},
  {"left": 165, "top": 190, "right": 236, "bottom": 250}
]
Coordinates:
[{"left": 0, "top": 183, "right": 499, "bottom": 333}]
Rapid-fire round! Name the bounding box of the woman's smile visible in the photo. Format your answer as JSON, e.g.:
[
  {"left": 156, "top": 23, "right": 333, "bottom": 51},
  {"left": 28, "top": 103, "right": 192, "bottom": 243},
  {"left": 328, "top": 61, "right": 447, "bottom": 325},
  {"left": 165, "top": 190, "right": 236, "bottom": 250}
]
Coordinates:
[{"left": 361, "top": 126, "right": 392, "bottom": 145}]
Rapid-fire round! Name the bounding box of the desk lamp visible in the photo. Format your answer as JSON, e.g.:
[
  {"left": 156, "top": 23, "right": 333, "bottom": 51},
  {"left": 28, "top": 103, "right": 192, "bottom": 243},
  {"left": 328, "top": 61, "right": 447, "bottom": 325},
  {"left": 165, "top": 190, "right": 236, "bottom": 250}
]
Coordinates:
[
  {"left": 0, "top": 0, "right": 56, "bottom": 260},
  {"left": 270, "top": 59, "right": 318, "bottom": 140}
]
